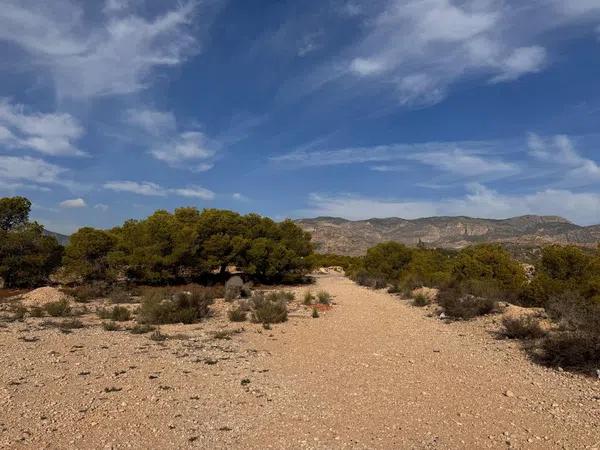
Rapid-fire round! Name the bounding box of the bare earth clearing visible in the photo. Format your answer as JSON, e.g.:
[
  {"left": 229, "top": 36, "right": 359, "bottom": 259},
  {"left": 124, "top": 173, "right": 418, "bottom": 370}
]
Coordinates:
[{"left": 1, "top": 273, "right": 599, "bottom": 449}]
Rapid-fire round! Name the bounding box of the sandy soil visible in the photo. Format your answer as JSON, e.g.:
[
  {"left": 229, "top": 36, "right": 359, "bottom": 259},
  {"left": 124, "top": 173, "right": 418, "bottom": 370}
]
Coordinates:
[{"left": 1, "top": 273, "right": 599, "bottom": 449}]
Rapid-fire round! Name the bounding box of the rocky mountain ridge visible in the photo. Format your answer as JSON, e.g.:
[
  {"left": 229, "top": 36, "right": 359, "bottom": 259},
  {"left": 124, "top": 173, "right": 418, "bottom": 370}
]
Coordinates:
[{"left": 296, "top": 215, "right": 600, "bottom": 255}]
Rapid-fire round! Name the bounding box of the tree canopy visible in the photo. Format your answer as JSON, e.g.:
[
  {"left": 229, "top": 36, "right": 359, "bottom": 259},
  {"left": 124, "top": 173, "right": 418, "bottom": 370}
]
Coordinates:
[{"left": 0, "top": 197, "right": 62, "bottom": 288}]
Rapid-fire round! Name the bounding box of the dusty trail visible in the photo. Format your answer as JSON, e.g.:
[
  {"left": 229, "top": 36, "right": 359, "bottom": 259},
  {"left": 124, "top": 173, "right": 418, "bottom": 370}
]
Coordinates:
[
  {"left": 240, "top": 274, "right": 599, "bottom": 449},
  {"left": 1, "top": 274, "right": 598, "bottom": 449}
]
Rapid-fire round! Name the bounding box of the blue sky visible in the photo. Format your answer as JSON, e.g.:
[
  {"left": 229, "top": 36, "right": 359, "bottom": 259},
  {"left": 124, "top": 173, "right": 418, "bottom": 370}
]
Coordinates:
[{"left": 1, "top": 0, "right": 600, "bottom": 233}]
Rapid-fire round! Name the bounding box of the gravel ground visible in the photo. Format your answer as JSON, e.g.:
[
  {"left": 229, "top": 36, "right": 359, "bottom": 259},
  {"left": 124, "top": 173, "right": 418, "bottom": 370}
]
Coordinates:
[{"left": 0, "top": 273, "right": 599, "bottom": 449}]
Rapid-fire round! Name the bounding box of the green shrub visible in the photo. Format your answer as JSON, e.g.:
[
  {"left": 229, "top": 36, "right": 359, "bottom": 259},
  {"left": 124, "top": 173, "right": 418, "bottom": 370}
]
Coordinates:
[
  {"left": 317, "top": 291, "right": 332, "bottom": 305},
  {"left": 502, "top": 315, "right": 546, "bottom": 339},
  {"left": 413, "top": 293, "right": 430, "bottom": 307},
  {"left": 364, "top": 242, "right": 412, "bottom": 282},
  {"left": 452, "top": 244, "right": 526, "bottom": 292},
  {"left": 98, "top": 306, "right": 131, "bottom": 322},
  {"left": 251, "top": 292, "right": 287, "bottom": 324},
  {"left": 228, "top": 306, "right": 247, "bottom": 322},
  {"left": 311, "top": 307, "right": 319, "bottom": 318},
  {"left": 138, "top": 288, "right": 214, "bottom": 324},
  {"left": 44, "top": 299, "right": 71, "bottom": 317}
]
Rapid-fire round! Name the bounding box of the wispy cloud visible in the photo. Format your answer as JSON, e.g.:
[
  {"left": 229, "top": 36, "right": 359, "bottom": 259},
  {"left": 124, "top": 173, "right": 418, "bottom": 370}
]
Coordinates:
[
  {"left": 103, "top": 180, "right": 166, "bottom": 196},
  {"left": 0, "top": 1, "right": 205, "bottom": 99},
  {"left": 125, "top": 107, "right": 219, "bottom": 171},
  {"left": 528, "top": 133, "right": 600, "bottom": 186},
  {"left": 291, "top": 0, "right": 600, "bottom": 107},
  {"left": 272, "top": 139, "right": 518, "bottom": 179},
  {"left": 0, "top": 99, "right": 85, "bottom": 156},
  {"left": 103, "top": 180, "right": 215, "bottom": 200}
]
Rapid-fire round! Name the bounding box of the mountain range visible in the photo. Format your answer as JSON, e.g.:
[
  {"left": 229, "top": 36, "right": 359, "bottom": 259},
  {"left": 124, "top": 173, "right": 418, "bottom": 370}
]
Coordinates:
[{"left": 296, "top": 215, "right": 600, "bottom": 256}]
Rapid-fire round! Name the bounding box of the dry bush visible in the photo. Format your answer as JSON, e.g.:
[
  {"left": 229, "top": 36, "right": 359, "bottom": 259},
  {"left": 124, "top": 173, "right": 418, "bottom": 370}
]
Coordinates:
[
  {"left": 438, "top": 290, "right": 496, "bottom": 319},
  {"left": 129, "top": 323, "right": 155, "bottom": 334},
  {"left": 228, "top": 306, "right": 247, "bottom": 322},
  {"left": 531, "top": 291, "right": 600, "bottom": 370},
  {"left": 412, "top": 293, "right": 430, "bottom": 307},
  {"left": 137, "top": 287, "right": 214, "bottom": 325},
  {"left": 109, "top": 288, "right": 136, "bottom": 304},
  {"left": 98, "top": 305, "right": 131, "bottom": 322},
  {"left": 303, "top": 291, "right": 315, "bottom": 305},
  {"left": 501, "top": 315, "right": 547, "bottom": 339},
  {"left": 63, "top": 282, "right": 111, "bottom": 303},
  {"left": 353, "top": 271, "right": 387, "bottom": 289},
  {"left": 317, "top": 291, "right": 332, "bottom": 305},
  {"left": 537, "top": 332, "right": 600, "bottom": 369},
  {"left": 44, "top": 299, "right": 71, "bottom": 317},
  {"left": 102, "top": 321, "right": 120, "bottom": 331},
  {"left": 251, "top": 292, "right": 288, "bottom": 324}
]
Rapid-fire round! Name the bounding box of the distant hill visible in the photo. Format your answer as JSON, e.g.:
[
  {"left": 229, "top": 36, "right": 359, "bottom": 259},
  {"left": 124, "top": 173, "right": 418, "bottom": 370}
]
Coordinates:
[
  {"left": 296, "top": 215, "right": 600, "bottom": 256},
  {"left": 43, "top": 230, "right": 70, "bottom": 246}
]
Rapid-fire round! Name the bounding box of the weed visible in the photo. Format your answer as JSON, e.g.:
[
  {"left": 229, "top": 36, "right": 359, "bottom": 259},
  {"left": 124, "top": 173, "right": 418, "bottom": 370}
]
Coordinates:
[
  {"left": 413, "top": 293, "right": 430, "bottom": 307},
  {"left": 138, "top": 288, "right": 214, "bottom": 325},
  {"left": 312, "top": 307, "right": 319, "bottom": 318},
  {"left": 102, "top": 321, "right": 121, "bottom": 331},
  {"left": 251, "top": 292, "right": 287, "bottom": 324},
  {"left": 303, "top": 291, "right": 315, "bottom": 305},
  {"left": 150, "top": 329, "right": 167, "bottom": 341},
  {"left": 228, "top": 307, "right": 247, "bottom": 322},
  {"left": 44, "top": 299, "right": 71, "bottom": 317},
  {"left": 98, "top": 306, "right": 131, "bottom": 322},
  {"left": 317, "top": 291, "right": 332, "bottom": 305}
]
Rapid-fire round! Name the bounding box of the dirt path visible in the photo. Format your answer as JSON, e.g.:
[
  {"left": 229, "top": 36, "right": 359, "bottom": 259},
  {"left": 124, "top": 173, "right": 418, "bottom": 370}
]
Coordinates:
[
  {"left": 240, "top": 274, "right": 600, "bottom": 449},
  {"left": 1, "top": 274, "right": 599, "bottom": 449}
]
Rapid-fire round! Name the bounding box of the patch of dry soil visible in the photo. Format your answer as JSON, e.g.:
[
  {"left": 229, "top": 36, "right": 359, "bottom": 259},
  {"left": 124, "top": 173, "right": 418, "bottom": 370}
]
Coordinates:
[{"left": 1, "top": 274, "right": 598, "bottom": 449}]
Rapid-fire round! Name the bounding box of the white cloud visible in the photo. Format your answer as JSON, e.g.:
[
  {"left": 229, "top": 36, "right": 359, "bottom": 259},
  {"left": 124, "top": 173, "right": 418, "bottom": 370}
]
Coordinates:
[
  {"left": 150, "top": 131, "right": 218, "bottom": 171},
  {"left": 408, "top": 149, "right": 518, "bottom": 177},
  {"left": 0, "top": 1, "right": 202, "bottom": 99},
  {"left": 0, "top": 99, "right": 85, "bottom": 156},
  {"left": 104, "top": 180, "right": 166, "bottom": 196},
  {"left": 125, "top": 108, "right": 219, "bottom": 171},
  {"left": 0, "top": 155, "right": 66, "bottom": 184},
  {"left": 171, "top": 186, "right": 215, "bottom": 200},
  {"left": 301, "top": 0, "right": 600, "bottom": 106},
  {"left": 59, "top": 198, "right": 86, "bottom": 208},
  {"left": 125, "top": 108, "right": 176, "bottom": 135},
  {"left": 527, "top": 133, "right": 600, "bottom": 186},
  {"left": 94, "top": 203, "right": 109, "bottom": 211},
  {"left": 349, "top": 58, "right": 386, "bottom": 76},
  {"left": 232, "top": 192, "right": 249, "bottom": 201},
  {"left": 303, "top": 184, "right": 600, "bottom": 225},
  {"left": 491, "top": 46, "right": 547, "bottom": 83},
  {"left": 104, "top": 180, "right": 215, "bottom": 200},
  {"left": 273, "top": 139, "right": 516, "bottom": 179}
]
